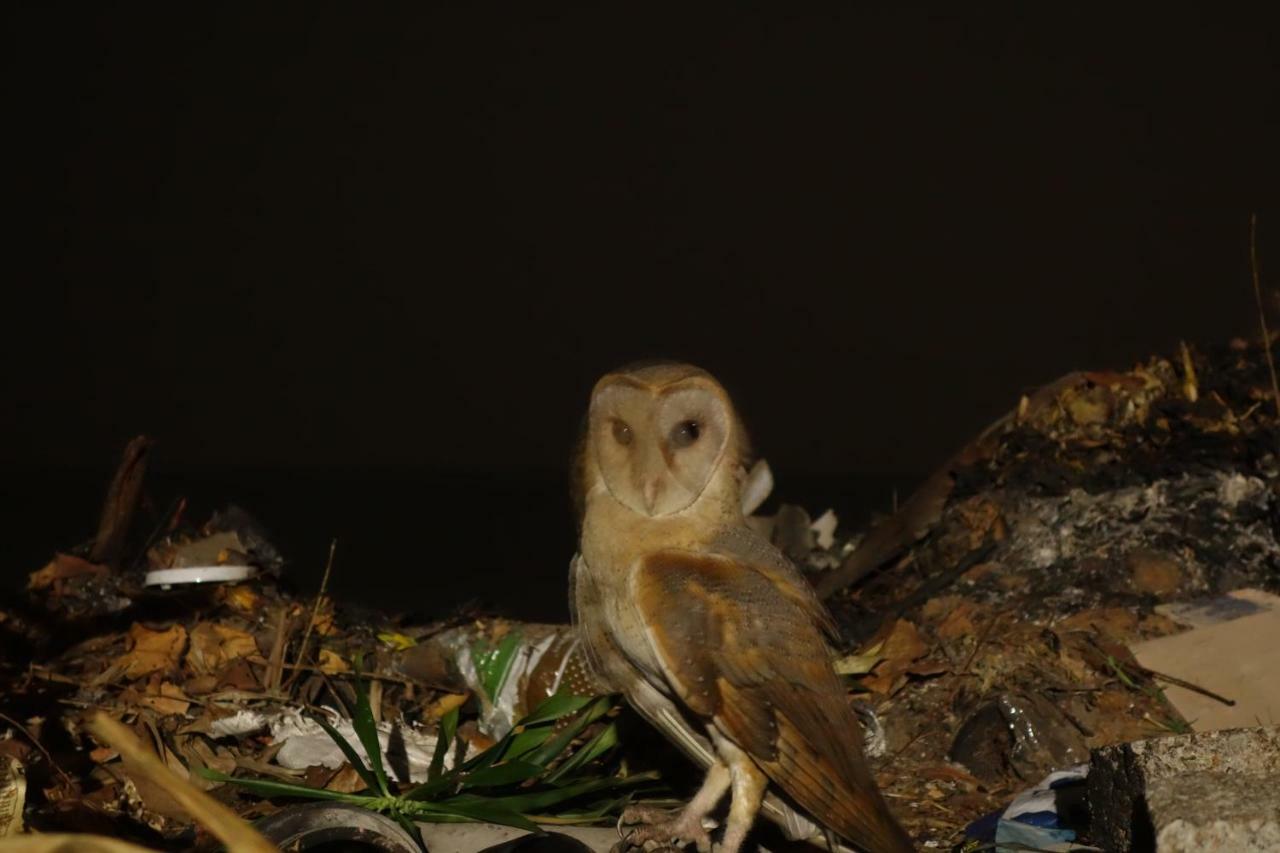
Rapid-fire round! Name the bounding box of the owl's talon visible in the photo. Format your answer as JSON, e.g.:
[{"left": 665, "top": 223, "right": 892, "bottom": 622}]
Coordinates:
[{"left": 610, "top": 805, "right": 713, "bottom": 853}]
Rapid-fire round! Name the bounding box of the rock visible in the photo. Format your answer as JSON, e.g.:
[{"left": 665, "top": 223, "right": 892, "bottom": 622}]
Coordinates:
[
  {"left": 1088, "top": 726, "right": 1280, "bottom": 852},
  {"left": 1149, "top": 770, "right": 1280, "bottom": 852},
  {"left": 949, "top": 693, "right": 1087, "bottom": 784}
]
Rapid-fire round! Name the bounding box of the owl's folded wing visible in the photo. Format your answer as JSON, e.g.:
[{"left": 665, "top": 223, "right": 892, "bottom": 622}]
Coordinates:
[{"left": 632, "top": 550, "right": 913, "bottom": 853}]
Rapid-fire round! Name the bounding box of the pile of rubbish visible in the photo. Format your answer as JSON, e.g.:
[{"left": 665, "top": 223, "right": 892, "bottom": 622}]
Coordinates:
[{"left": 2, "top": 335, "right": 1279, "bottom": 851}]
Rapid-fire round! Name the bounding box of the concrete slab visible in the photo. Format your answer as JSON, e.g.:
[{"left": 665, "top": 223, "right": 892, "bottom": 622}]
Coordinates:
[{"left": 1088, "top": 726, "right": 1280, "bottom": 852}]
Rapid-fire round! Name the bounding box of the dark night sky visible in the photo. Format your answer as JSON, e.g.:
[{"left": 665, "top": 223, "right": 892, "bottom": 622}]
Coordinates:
[
  {"left": 6, "top": 5, "right": 1279, "bottom": 477},
  {"left": 4, "top": 7, "right": 1280, "bottom": 618}
]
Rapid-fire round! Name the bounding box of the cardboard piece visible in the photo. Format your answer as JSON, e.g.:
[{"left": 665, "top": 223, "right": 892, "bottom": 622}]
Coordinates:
[{"left": 1131, "top": 589, "right": 1280, "bottom": 731}]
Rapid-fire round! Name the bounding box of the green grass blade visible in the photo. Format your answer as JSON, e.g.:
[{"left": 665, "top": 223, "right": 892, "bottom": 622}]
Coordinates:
[
  {"left": 459, "top": 728, "right": 519, "bottom": 773},
  {"left": 198, "top": 768, "right": 373, "bottom": 804},
  {"left": 401, "top": 773, "right": 454, "bottom": 802},
  {"left": 517, "top": 692, "right": 594, "bottom": 725},
  {"left": 311, "top": 712, "right": 382, "bottom": 796},
  {"left": 460, "top": 771, "right": 658, "bottom": 814},
  {"left": 350, "top": 668, "right": 391, "bottom": 796},
  {"left": 428, "top": 705, "right": 459, "bottom": 782},
  {"left": 529, "top": 792, "right": 635, "bottom": 824},
  {"left": 545, "top": 722, "right": 618, "bottom": 784},
  {"left": 390, "top": 809, "right": 429, "bottom": 852},
  {"left": 408, "top": 797, "right": 542, "bottom": 833},
  {"left": 494, "top": 724, "right": 555, "bottom": 763},
  {"left": 524, "top": 696, "right": 612, "bottom": 767},
  {"left": 458, "top": 760, "right": 547, "bottom": 790}
]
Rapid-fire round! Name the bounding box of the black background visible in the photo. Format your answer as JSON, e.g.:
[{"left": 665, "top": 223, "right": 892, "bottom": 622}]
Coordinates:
[{"left": 5, "top": 5, "right": 1278, "bottom": 620}]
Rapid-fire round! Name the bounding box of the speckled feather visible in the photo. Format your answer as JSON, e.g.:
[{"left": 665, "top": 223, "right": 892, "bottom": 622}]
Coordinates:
[{"left": 633, "top": 548, "right": 913, "bottom": 853}]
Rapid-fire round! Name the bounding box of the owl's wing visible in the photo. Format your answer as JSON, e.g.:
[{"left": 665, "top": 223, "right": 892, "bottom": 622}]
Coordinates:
[
  {"left": 571, "top": 554, "right": 840, "bottom": 847},
  {"left": 632, "top": 549, "right": 913, "bottom": 853},
  {"left": 571, "top": 553, "right": 716, "bottom": 765}
]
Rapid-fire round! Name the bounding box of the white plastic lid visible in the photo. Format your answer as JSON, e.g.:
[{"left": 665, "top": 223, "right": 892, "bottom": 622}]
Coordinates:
[{"left": 143, "top": 565, "right": 255, "bottom": 587}]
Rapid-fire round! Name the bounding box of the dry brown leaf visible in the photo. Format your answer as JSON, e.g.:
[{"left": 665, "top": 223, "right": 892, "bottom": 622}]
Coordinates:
[
  {"left": 425, "top": 692, "right": 469, "bottom": 721},
  {"left": 1095, "top": 690, "right": 1135, "bottom": 714},
  {"left": 137, "top": 682, "right": 191, "bottom": 717},
  {"left": 919, "top": 764, "right": 982, "bottom": 791},
  {"left": 905, "top": 660, "right": 951, "bottom": 678},
  {"left": 213, "top": 583, "right": 262, "bottom": 614},
  {"left": 879, "top": 618, "right": 928, "bottom": 663},
  {"left": 921, "top": 595, "right": 961, "bottom": 622},
  {"left": 313, "top": 609, "right": 337, "bottom": 637},
  {"left": 183, "top": 675, "right": 219, "bottom": 695},
  {"left": 953, "top": 498, "right": 1006, "bottom": 547},
  {"left": 174, "top": 735, "right": 236, "bottom": 792},
  {"left": 924, "top": 596, "right": 983, "bottom": 641},
  {"left": 317, "top": 648, "right": 349, "bottom": 675},
  {"left": 302, "top": 764, "right": 338, "bottom": 789},
  {"left": 834, "top": 640, "right": 886, "bottom": 676},
  {"left": 323, "top": 764, "right": 367, "bottom": 794},
  {"left": 185, "top": 622, "right": 259, "bottom": 676},
  {"left": 215, "top": 658, "right": 261, "bottom": 691},
  {"left": 1062, "top": 386, "right": 1111, "bottom": 426},
  {"left": 138, "top": 696, "right": 190, "bottom": 717},
  {"left": 960, "top": 561, "right": 1002, "bottom": 583},
  {"left": 1057, "top": 648, "right": 1092, "bottom": 684},
  {"left": 861, "top": 619, "right": 928, "bottom": 694},
  {"left": 1139, "top": 612, "right": 1181, "bottom": 637},
  {"left": 1057, "top": 607, "right": 1141, "bottom": 642},
  {"left": 28, "top": 553, "right": 108, "bottom": 591},
  {"left": 116, "top": 625, "right": 187, "bottom": 680}
]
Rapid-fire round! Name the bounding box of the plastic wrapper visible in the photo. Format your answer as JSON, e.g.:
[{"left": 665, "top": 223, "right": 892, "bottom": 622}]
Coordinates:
[{"left": 395, "top": 621, "right": 605, "bottom": 739}]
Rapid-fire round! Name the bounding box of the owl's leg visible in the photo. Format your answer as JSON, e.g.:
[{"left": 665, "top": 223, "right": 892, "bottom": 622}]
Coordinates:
[
  {"left": 616, "top": 761, "right": 729, "bottom": 853},
  {"left": 709, "top": 732, "right": 767, "bottom": 853}
]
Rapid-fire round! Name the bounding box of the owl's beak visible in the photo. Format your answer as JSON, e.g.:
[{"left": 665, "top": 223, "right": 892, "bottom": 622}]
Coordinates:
[{"left": 641, "top": 478, "right": 662, "bottom": 514}]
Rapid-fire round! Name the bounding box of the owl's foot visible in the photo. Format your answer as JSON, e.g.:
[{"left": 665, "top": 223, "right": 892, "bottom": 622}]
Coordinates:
[{"left": 613, "top": 804, "right": 715, "bottom": 853}]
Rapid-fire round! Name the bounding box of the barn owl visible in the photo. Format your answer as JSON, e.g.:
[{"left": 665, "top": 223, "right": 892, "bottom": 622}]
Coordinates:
[{"left": 570, "top": 362, "right": 913, "bottom": 853}]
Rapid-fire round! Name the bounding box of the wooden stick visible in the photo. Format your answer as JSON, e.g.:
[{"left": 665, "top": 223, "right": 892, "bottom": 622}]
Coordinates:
[
  {"left": 89, "top": 435, "right": 153, "bottom": 566},
  {"left": 87, "top": 713, "right": 277, "bottom": 853}
]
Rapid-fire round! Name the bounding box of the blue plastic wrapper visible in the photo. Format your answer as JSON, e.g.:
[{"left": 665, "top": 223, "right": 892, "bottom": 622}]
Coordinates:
[{"left": 964, "top": 764, "right": 1098, "bottom": 852}]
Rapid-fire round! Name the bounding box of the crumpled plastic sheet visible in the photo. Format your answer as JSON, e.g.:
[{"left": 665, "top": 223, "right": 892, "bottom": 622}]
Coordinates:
[{"left": 965, "top": 764, "right": 1098, "bottom": 852}]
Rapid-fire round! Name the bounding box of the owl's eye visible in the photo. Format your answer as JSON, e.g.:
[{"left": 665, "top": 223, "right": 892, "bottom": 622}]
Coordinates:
[
  {"left": 671, "top": 419, "right": 701, "bottom": 448},
  {"left": 611, "top": 419, "right": 633, "bottom": 446}
]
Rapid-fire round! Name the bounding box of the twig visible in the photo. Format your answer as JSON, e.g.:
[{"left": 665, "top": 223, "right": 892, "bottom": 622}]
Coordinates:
[
  {"left": 285, "top": 539, "right": 337, "bottom": 691},
  {"left": 129, "top": 495, "right": 185, "bottom": 573},
  {"left": 0, "top": 711, "right": 74, "bottom": 787},
  {"left": 889, "top": 540, "right": 998, "bottom": 620},
  {"left": 1087, "top": 636, "right": 1234, "bottom": 706},
  {"left": 962, "top": 612, "right": 1002, "bottom": 674},
  {"left": 264, "top": 606, "right": 291, "bottom": 694},
  {"left": 316, "top": 668, "right": 354, "bottom": 718},
  {"left": 1147, "top": 668, "right": 1236, "bottom": 707},
  {"left": 1249, "top": 213, "right": 1280, "bottom": 419}
]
